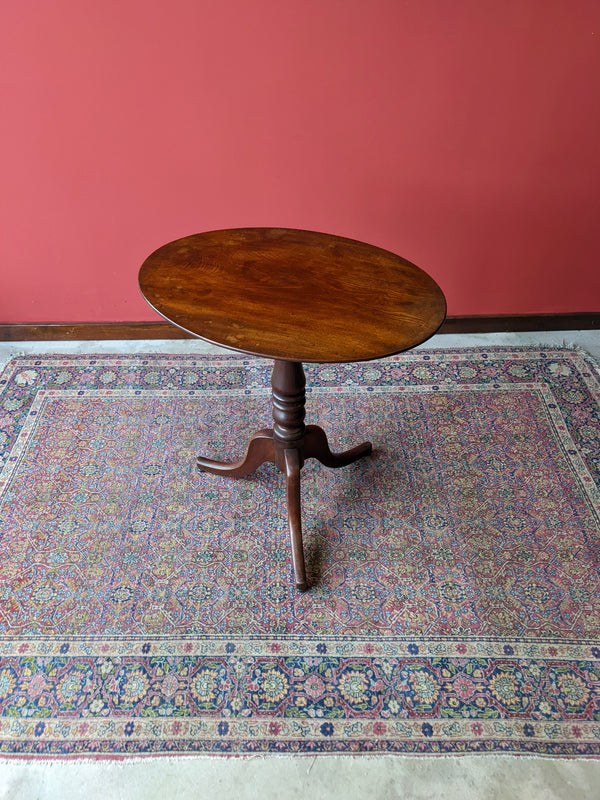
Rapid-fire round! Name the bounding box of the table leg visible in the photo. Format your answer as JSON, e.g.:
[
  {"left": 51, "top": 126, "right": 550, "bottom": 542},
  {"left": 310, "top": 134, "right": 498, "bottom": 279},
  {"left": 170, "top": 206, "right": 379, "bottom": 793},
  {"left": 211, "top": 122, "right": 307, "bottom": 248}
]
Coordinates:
[
  {"left": 303, "top": 424, "right": 372, "bottom": 467},
  {"left": 284, "top": 448, "right": 307, "bottom": 591},
  {"left": 197, "top": 429, "right": 275, "bottom": 477}
]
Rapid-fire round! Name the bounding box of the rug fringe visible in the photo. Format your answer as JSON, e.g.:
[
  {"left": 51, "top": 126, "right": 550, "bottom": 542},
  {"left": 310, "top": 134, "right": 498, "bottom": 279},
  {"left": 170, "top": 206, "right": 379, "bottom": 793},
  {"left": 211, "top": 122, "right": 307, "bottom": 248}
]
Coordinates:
[
  {"left": 572, "top": 343, "right": 600, "bottom": 376},
  {"left": 0, "top": 349, "right": 25, "bottom": 373},
  {"left": 0, "top": 751, "right": 597, "bottom": 765}
]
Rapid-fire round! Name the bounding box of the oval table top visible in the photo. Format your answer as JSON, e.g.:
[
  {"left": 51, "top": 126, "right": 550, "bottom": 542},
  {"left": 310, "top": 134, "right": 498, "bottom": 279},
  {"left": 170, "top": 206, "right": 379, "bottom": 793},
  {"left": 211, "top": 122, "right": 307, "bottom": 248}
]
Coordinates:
[{"left": 138, "top": 228, "right": 446, "bottom": 363}]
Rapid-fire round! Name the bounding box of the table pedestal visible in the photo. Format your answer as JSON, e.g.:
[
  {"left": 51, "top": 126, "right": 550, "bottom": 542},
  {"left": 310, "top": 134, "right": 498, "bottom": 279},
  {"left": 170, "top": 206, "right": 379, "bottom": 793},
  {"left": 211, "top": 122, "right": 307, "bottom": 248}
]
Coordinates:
[{"left": 196, "top": 360, "right": 372, "bottom": 591}]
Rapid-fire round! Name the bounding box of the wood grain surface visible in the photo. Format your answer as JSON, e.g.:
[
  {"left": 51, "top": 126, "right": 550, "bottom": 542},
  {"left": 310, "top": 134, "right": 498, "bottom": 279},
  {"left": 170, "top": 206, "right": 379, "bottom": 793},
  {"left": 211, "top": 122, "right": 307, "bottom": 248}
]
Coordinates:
[{"left": 138, "top": 228, "right": 446, "bottom": 363}]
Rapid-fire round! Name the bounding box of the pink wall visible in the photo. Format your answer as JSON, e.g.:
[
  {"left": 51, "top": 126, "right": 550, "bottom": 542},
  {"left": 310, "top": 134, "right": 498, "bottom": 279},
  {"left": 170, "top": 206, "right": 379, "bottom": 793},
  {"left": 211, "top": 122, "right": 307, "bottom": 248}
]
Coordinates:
[{"left": 2, "top": 0, "right": 599, "bottom": 323}]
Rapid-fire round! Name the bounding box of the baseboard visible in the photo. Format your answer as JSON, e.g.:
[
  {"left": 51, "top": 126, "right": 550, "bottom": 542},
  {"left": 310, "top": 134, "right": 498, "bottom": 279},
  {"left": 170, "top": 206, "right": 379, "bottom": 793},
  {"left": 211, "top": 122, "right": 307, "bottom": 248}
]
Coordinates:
[
  {"left": 0, "top": 322, "right": 189, "bottom": 342},
  {"left": 1, "top": 314, "right": 599, "bottom": 342},
  {"left": 439, "top": 313, "right": 600, "bottom": 334}
]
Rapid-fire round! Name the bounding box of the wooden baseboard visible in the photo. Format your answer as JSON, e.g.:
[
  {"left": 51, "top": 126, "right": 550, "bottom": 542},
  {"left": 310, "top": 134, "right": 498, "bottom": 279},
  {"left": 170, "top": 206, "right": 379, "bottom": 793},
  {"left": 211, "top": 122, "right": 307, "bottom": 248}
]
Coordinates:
[
  {"left": 1, "top": 314, "right": 599, "bottom": 342},
  {"left": 0, "top": 322, "right": 188, "bottom": 342},
  {"left": 440, "top": 313, "right": 600, "bottom": 334}
]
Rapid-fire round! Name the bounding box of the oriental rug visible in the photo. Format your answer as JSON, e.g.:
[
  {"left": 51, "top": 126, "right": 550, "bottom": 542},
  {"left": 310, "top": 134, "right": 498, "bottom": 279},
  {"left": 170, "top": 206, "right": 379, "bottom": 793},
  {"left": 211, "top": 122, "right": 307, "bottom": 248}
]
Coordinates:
[{"left": 0, "top": 347, "right": 599, "bottom": 758}]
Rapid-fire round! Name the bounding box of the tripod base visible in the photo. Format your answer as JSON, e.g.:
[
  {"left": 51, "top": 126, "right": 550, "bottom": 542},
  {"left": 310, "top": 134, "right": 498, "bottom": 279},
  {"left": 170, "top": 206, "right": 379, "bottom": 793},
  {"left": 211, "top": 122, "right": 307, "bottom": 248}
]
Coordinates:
[{"left": 196, "top": 361, "right": 372, "bottom": 591}]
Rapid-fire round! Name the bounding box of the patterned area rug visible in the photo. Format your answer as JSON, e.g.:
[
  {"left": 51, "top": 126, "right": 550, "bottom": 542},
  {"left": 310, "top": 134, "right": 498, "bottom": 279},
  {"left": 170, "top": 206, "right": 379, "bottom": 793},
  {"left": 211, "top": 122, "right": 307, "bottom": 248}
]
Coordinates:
[{"left": 0, "top": 347, "right": 599, "bottom": 757}]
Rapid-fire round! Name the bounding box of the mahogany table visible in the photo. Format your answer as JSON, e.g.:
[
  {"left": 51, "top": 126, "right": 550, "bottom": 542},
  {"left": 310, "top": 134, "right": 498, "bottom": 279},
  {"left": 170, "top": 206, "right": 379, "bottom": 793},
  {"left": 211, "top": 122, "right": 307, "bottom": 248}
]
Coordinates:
[{"left": 138, "top": 228, "right": 446, "bottom": 591}]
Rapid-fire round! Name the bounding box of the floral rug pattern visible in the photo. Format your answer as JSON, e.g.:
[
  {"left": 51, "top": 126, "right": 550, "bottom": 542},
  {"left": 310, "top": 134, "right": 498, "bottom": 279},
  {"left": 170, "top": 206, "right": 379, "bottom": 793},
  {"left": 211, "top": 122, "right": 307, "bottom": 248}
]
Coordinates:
[{"left": 0, "top": 348, "right": 599, "bottom": 756}]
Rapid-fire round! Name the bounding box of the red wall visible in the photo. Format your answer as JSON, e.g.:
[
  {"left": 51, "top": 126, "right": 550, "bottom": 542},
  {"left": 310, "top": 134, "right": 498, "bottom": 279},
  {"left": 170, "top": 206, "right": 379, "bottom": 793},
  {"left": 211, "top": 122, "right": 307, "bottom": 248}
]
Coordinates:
[{"left": 2, "top": 0, "right": 599, "bottom": 323}]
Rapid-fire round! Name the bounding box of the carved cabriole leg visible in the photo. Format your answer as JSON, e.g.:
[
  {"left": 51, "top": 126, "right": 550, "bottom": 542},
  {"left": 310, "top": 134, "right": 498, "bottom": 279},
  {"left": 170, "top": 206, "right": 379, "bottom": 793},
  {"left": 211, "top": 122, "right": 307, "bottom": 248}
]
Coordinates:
[
  {"left": 303, "top": 425, "right": 372, "bottom": 467},
  {"left": 284, "top": 448, "right": 307, "bottom": 591},
  {"left": 196, "top": 429, "right": 275, "bottom": 477}
]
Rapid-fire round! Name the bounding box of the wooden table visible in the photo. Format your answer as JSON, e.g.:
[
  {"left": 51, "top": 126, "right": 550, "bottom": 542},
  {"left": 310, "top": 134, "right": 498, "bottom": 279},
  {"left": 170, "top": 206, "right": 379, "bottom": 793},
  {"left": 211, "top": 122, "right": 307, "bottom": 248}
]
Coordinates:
[{"left": 139, "top": 228, "right": 446, "bottom": 591}]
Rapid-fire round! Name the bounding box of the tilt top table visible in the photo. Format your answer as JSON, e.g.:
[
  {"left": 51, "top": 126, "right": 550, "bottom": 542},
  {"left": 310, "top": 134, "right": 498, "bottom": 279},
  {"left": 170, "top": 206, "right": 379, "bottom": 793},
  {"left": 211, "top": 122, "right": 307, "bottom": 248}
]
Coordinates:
[{"left": 139, "top": 228, "right": 446, "bottom": 591}]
